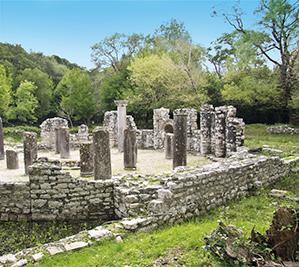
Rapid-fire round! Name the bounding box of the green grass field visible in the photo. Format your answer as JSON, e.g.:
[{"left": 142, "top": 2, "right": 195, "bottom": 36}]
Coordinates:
[{"left": 28, "top": 124, "right": 299, "bottom": 267}]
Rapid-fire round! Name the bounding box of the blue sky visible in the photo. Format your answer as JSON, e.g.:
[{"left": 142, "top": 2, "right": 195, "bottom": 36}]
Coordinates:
[{"left": 0, "top": 0, "right": 260, "bottom": 69}]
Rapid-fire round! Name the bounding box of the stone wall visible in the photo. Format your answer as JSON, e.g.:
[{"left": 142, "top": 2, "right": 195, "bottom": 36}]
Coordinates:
[
  {"left": 266, "top": 125, "right": 299, "bottom": 134},
  {"left": 0, "top": 154, "right": 296, "bottom": 222},
  {"left": 114, "top": 156, "right": 297, "bottom": 226},
  {"left": 0, "top": 182, "right": 30, "bottom": 221}
]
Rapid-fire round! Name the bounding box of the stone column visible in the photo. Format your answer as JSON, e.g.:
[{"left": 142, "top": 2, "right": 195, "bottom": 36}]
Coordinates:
[
  {"left": 0, "top": 117, "right": 4, "bottom": 160},
  {"left": 124, "top": 129, "right": 137, "bottom": 170},
  {"left": 114, "top": 100, "right": 128, "bottom": 152},
  {"left": 23, "top": 132, "right": 38, "bottom": 175},
  {"left": 173, "top": 109, "right": 188, "bottom": 169},
  {"left": 55, "top": 127, "right": 61, "bottom": 154},
  {"left": 214, "top": 106, "right": 227, "bottom": 158},
  {"left": 226, "top": 117, "right": 238, "bottom": 153},
  {"left": 93, "top": 127, "right": 111, "bottom": 180},
  {"left": 60, "top": 127, "right": 70, "bottom": 159},
  {"left": 165, "top": 133, "right": 174, "bottom": 159},
  {"left": 80, "top": 142, "right": 94, "bottom": 177},
  {"left": 236, "top": 118, "right": 245, "bottom": 147},
  {"left": 200, "top": 104, "right": 214, "bottom": 155},
  {"left": 6, "top": 150, "right": 19, "bottom": 169}
]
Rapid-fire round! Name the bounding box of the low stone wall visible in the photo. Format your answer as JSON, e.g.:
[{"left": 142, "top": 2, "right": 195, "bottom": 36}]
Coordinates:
[
  {"left": 0, "top": 182, "right": 30, "bottom": 221},
  {"left": 29, "top": 159, "right": 115, "bottom": 221},
  {"left": 0, "top": 154, "right": 297, "bottom": 223},
  {"left": 266, "top": 125, "right": 299, "bottom": 134},
  {"left": 115, "top": 156, "right": 297, "bottom": 227}
]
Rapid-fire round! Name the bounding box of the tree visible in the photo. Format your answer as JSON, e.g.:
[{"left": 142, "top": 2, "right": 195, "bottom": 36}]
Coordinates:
[
  {"left": 91, "top": 33, "right": 145, "bottom": 71},
  {"left": 221, "top": 0, "right": 299, "bottom": 109},
  {"left": 127, "top": 53, "right": 208, "bottom": 111},
  {"left": 17, "top": 68, "right": 54, "bottom": 118},
  {"left": 0, "top": 65, "right": 12, "bottom": 119},
  {"left": 55, "top": 69, "right": 97, "bottom": 124},
  {"left": 221, "top": 66, "right": 282, "bottom": 107},
  {"left": 9, "top": 81, "right": 38, "bottom": 123}
]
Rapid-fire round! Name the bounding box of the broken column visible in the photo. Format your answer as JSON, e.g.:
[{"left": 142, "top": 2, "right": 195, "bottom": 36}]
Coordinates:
[
  {"left": 200, "top": 104, "right": 214, "bottom": 155},
  {"left": 236, "top": 118, "right": 245, "bottom": 147},
  {"left": 0, "top": 117, "right": 4, "bottom": 160},
  {"left": 23, "top": 132, "right": 37, "bottom": 175},
  {"left": 226, "top": 118, "right": 238, "bottom": 153},
  {"left": 60, "top": 127, "right": 70, "bottom": 159},
  {"left": 225, "top": 106, "right": 237, "bottom": 154},
  {"left": 93, "top": 127, "right": 111, "bottom": 180},
  {"left": 114, "top": 100, "right": 128, "bottom": 152},
  {"left": 80, "top": 142, "right": 94, "bottom": 177},
  {"left": 214, "top": 106, "right": 227, "bottom": 158},
  {"left": 124, "top": 129, "right": 137, "bottom": 170},
  {"left": 173, "top": 109, "right": 188, "bottom": 169},
  {"left": 54, "top": 127, "right": 61, "bottom": 154},
  {"left": 6, "top": 150, "right": 19, "bottom": 169},
  {"left": 165, "top": 133, "right": 174, "bottom": 159}
]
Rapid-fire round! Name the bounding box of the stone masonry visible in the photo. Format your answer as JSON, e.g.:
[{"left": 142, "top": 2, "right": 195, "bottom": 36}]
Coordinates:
[{"left": 0, "top": 117, "right": 4, "bottom": 160}]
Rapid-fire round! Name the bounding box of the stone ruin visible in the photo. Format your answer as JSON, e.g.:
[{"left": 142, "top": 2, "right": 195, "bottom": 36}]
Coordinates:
[
  {"left": 40, "top": 117, "right": 68, "bottom": 148},
  {"left": 103, "top": 103, "right": 245, "bottom": 158}
]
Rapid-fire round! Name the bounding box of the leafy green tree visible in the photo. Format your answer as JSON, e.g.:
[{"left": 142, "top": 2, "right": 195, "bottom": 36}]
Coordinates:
[
  {"left": 91, "top": 33, "right": 145, "bottom": 71},
  {"left": 17, "top": 68, "right": 54, "bottom": 118},
  {"left": 0, "top": 65, "right": 12, "bottom": 119},
  {"left": 9, "top": 81, "right": 38, "bottom": 123},
  {"left": 56, "top": 69, "right": 97, "bottom": 124},
  {"left": 127, "top": 53, "right": 208, "bottom": 111},
  {"left": 221, "top": 0, "right": 299, "bottom": 109},
  {"left": 221, "top": 67, "right": 282, "bottom": 107}
]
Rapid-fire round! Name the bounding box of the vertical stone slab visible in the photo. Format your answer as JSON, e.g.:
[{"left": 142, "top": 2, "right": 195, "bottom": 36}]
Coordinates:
[
  {"left": 6, "top": 149, "right": 19, "bottom": 169},
  {"left": 214, "top": 106, "right": 227, "bottom": 158},
  {"left": 80, "top": 142, "right": 94, "bottom": 176},
  {"left": 55, "top": 128, "right": 61, "bottom": 154},
  {"left": 60, "top": 127, "right": 70, "bottom": 159},
  {"left": 165, "top": 133, "right": 174, "bottom": 159},
  {"left": 23, "top": 132, "right": 38, "bottom": 175},
  {"left": 0, "top": 117, "right": 4, "bottom": 160},
  {"left": 173, "top": 109, "right": 188, "bottom": 169},
  {"left": 153, "top": 107, "right": 170, "bottom": 149},
  {"left": 93, "top": 127, "right": 111, "bottom": 180},
  {"left": 114, "top": 100, "right": 128, "bottom": 152},
  {"left": 236, "top": 118, "right": 245, "bottom": 147},
  {"left": 200, "top": 104, "right": 214, "bottom": 155},
  {"left": 123, "top": 129, "right": 137, "bottom": 170},
  {"left": 226, "top": 118, "right": 238, "bottom": 153}
]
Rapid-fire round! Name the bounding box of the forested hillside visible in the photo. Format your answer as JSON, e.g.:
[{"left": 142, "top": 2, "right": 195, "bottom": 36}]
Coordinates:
[{"left": 0, "top": 0, "right": 298, "bottom": 126}]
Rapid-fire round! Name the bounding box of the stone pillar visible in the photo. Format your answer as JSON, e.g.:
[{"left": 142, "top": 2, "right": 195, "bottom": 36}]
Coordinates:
[
  {"left": 6, "top": 150, "right": 19, "bottom": 169},
  {"left": 80, "top": 142, "right": 94, "bottom": 177},
  {"left": 214, "top": 106, "right": 227, "bottom": 158},
  {"left": 60, "top": 127, "right": 70, "bottom": 159},
  {"left": 165, "top": 133, "right": 174, "bottom": 159},
  {"left": 124, "top": 129, "right": 137, "bottom": 170},
  {"left": 226, "top": 118, "right": 238, "bottom": 153},
  {"left": 93, "top": 127, "right": 111, "bottom": 180},
  {"left": 55, "top": 128, "right": 61, "bottom": 154},
  {"left": 114, "top": 100, "right": 128, "bottom": 152},
  {"left": 173, "top": 109, "right": 188, "bottom": 169},
  {"left": 0, "top": 117, "right": 4, "bottom": 160},
  {"left": 200, "top": 104, "right": 214, "bottom": 155},
  {"left": 236, "top": 118, "right": 245, "bottom": 147},
  {"left": 23, "top": 132, "right": 38, "bottom": 175}
]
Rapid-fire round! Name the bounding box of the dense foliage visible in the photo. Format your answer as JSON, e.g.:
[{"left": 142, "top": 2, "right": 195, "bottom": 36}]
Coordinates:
[{"left": 0, "top": 0, "right": 298, "bottom": 126}]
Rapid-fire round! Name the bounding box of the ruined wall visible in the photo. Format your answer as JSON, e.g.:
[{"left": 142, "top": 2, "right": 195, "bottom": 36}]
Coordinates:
[
  {"left": 0, "top": 155, "right": 296, "bottom": 222},
  {"left": 0, "top": 182, "right": 30, "bottom": 221},
  {"left": 29, "top": 159, "right": 114, "bottom": 221},
  {"left": 114, "top": 156, "right": 297, "bottom": 225}
]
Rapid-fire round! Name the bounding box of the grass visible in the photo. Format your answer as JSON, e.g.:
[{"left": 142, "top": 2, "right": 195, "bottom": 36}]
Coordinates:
[
  {"left": 245, "top": 124, "right": 299, "bottom": 157},
  {"left": 0, "top": 221, "right": 101, "bottom": 256},
  {"left": 30, "top": 173, "right": 299, "bottom": 267}
]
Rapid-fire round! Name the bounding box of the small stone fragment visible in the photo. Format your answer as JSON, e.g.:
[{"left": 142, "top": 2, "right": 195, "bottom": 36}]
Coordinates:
[{"left": 63, "top": 241, "right": 88, "bottom": 251}]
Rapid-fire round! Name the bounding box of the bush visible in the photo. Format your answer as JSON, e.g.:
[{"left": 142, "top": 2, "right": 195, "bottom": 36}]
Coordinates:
[{"left": 4, "top": 126, "right": 40, "bottom": 142}]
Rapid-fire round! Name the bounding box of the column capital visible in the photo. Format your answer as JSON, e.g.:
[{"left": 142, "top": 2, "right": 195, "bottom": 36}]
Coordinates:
[{"left": 114, "top": 100, "right": 128, "bottom": 107}]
